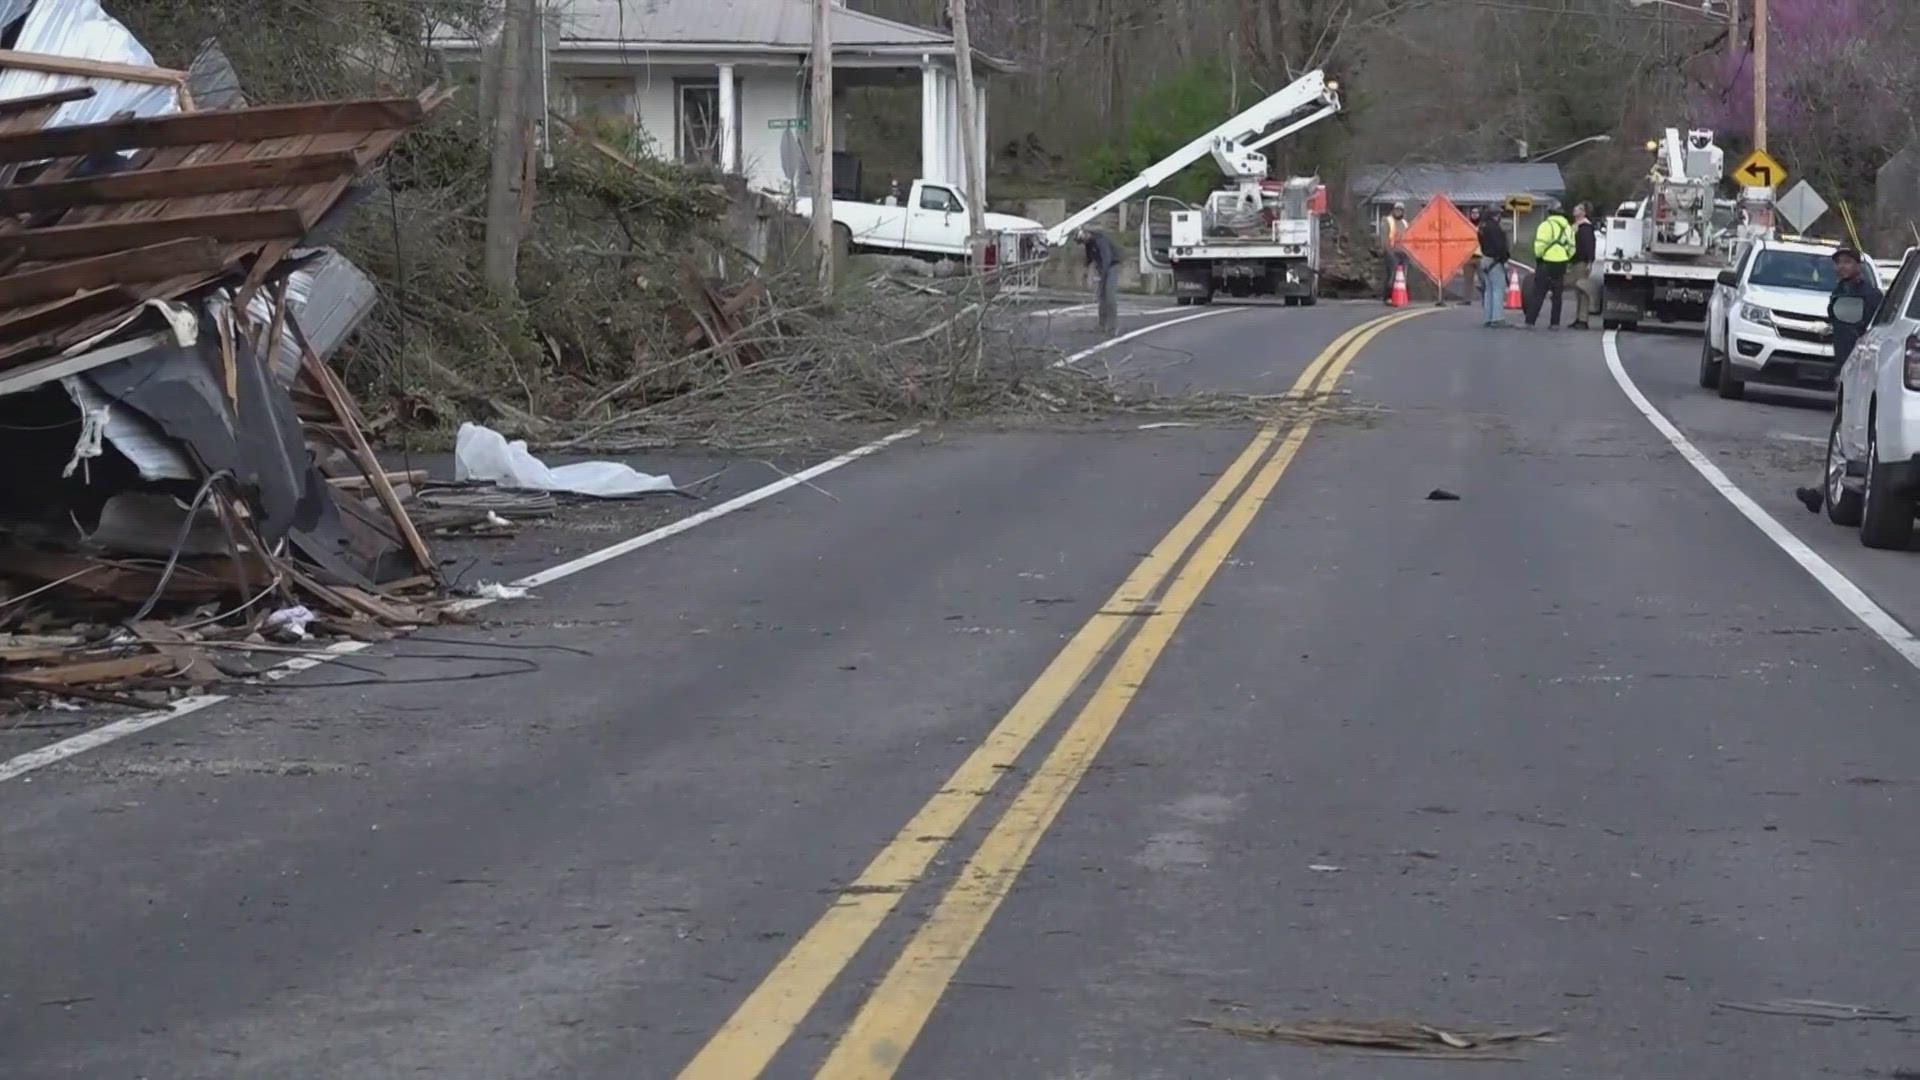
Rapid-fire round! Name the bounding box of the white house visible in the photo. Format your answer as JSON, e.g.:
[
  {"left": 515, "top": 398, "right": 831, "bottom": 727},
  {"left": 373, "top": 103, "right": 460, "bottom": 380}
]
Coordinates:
[{"left": 434, "top": 0, "right": 1010, "bottom": 199}]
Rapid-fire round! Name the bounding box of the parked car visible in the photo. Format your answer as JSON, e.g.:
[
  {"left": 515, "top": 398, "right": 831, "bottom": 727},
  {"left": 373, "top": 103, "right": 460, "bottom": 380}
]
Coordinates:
[
  {"left": 1700, "top": 237, "right": 1881, "bottom": 400},
  {"left": 794, "top": 179, "right": 1043, "bottom": 261},
  {"left": 1824, "top": 246, "right": 1920, "bottom": 548}
]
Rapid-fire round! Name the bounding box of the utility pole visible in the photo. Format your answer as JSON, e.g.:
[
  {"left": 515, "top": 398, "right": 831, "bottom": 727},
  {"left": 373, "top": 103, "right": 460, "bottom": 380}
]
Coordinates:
[
  {"left": 484, "top": 0, "right": 538, "bottom": 292},
  {"left": 947, "top": 0, "right": 986, "bottom": 250},
  {"left": 810, "top": 0, "right": 834, "bottom": 300},
  {"left": 1752, "top": 0, "right": 1767, "bottom": 151},
  {"left": 1726, "top": 0, "right": 1740, "bottom": 62}
]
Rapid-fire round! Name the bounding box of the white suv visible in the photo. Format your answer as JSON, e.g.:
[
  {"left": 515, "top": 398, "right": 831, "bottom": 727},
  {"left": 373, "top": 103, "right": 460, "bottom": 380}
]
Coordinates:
[
  {"left": 1701, "top": 238, "right": 1879, "bottom": 400},
  {"left": 1825, "top": 247, "right": 1920, "bottom": 548}
]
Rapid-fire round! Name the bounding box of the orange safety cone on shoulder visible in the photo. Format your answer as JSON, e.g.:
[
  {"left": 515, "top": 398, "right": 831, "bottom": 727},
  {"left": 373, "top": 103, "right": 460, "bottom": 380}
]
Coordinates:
[
  {"left": 1504, "top": 266, "right": 1524, "bottom": 310},
  {"left": 1389, "top": 262, "right": 1410, "bottom": 307}
]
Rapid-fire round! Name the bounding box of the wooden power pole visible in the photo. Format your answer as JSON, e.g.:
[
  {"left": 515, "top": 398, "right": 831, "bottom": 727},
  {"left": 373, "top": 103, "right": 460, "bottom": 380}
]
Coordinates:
[
  {"left": 810, "top": 0, "right": 835, "bottom": 300},
  {"left": 947, "top": 0, "right": 986, "bottom": 250},
  {"left": 484, "top": 0, "right": 538, "bottom": 292},
  {"left": 1751, "top": 0, "right": 1767, "bottom": 151}
]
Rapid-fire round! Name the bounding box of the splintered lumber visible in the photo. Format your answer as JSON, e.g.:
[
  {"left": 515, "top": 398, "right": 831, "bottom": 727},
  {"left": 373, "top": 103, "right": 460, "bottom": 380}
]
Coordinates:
[
  {"left": 0, "top": 86, "right": 95, "bottom": 117},
  {"left": 0, "top": 96, "right": 427, "bottom": 164},
  {"left": 3, "top": 654, "right": 174, "bottom": 687},
  {"left": 0, "top": 206, "right": 307, "bottom": 261},
  {"left": 0, "top": 238, "right": 223, "bottom": 308},
  {"left": 0, "top": 49, "right": 186, "bottom": 86},
  {"left": 0, "top": 150, "right": 363, "bottom": 214},
  {"left": 0, "top": 286, "right": 138, "bottom": 344},
  {"left": 296, "top": 327, "right": 442, "bottom": 586}
]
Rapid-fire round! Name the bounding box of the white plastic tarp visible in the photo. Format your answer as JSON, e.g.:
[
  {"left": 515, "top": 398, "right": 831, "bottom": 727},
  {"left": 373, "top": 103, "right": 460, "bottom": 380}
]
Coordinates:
[
  {"left": 453, "top": 422, "right": 676, "bottom": 498},
  {"left": 0, "top": 0, "right": 183, "bottom": 127}
]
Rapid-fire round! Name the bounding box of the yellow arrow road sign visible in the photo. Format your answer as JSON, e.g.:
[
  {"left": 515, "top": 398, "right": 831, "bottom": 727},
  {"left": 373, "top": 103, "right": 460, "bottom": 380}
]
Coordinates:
[{"left": 1735, "top": 148, "right": 1786, "bottom": 190}]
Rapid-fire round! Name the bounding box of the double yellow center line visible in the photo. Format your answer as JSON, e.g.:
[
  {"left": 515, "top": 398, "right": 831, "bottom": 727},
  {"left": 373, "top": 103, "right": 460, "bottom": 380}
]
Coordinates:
[{"left": 677, "top": 306, "right": 1433, "bottom": 1080}]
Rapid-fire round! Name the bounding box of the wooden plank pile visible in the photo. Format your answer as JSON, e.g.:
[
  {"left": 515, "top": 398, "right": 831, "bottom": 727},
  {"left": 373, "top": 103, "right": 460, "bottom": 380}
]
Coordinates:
[
  {"left": 0, "top": 81, "right": 462, "bottom": 708},
  {"left": 0, "top": 86, "right": 450, "bottom": 368}
]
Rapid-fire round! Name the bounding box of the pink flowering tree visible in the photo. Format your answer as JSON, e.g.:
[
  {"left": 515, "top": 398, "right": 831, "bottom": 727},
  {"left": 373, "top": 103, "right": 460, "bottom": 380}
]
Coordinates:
[{"left": 1693, "top": 0, "right": 1907, "bottom": 210}]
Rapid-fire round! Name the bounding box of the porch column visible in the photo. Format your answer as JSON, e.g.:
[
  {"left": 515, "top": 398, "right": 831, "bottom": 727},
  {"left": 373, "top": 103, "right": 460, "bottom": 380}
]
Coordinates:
[
  {"left": 945, "top": 71, "right": 962, "bottom": 188},
  {"left": 973, "top": 82, "right": 987, "bottom": 193},
  {"left": 717, "top": 63, "right": 738, "bottom": 173},
  {"left": 920, "top": 61, "right": 938, "bottom": 183}
]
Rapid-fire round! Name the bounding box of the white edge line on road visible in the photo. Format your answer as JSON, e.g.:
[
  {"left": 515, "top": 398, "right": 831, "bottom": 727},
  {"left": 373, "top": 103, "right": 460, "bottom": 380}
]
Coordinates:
[
  {"left": 1603, "top": 330, "right": 1920, "bottom": 670},
  {"left": 4, "top": 308, "right": 1231, "bottom": 784},
  {"left": 1053, "top": 307, "right": 1233, "bottom": 368}
]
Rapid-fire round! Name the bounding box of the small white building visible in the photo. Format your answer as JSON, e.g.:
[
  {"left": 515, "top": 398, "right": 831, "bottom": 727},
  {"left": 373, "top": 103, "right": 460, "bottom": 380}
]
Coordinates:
[{"left": 434, "top": 0, "right": 1008, "bottom": 199}]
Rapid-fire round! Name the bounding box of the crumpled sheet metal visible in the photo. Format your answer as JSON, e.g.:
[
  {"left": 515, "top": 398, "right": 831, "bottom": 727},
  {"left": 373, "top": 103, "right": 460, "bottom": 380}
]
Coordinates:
[{"left": 0, "top": 0, "right": 183, "bottom": 128}]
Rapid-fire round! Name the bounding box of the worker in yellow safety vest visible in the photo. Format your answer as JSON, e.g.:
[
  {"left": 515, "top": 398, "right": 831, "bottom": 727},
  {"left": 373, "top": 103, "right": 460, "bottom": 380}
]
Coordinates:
[
  {"left": 1525, "top": 205, "right": 1575, "bottom": 329},
  {"left": 1379, "top": 202, "right": 1409, "bottom": 304}
]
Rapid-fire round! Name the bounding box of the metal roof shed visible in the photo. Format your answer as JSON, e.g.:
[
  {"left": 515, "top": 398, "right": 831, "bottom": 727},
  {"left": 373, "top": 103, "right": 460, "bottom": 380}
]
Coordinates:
[{"left": 432, "top": 0, "right": 1011, "bottom": 198}]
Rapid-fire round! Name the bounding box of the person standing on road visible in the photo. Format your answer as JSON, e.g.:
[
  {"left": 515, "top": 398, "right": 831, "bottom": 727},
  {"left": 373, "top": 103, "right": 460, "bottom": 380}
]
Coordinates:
[
  {"left": 1525, "top": 205, "right": 1576, "bottom": 329},
  {"left": 1380, "top": 202, "right": 1409, "bottom": 304},
  {"left": 1828, "top": 246, "right": 1882, "bottom": 365},
  {"left": 1795, "top": 245, "right": 1886, "bottom": 515},
  {"left": 1079, "top": 228, "right": 1122, "bottom": 337},
  {"left": 1568, "top": 203, "right": 1597, "bottom": 329},
  {"left": 1476, "top": 206, "right": 1512, "bottom": 328}
]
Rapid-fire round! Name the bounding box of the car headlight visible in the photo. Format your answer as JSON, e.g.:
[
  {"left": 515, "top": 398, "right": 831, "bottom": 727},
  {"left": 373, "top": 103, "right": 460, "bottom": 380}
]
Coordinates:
[{"left": 1738, "top": 302, "right": 1774, "bottom": 326}]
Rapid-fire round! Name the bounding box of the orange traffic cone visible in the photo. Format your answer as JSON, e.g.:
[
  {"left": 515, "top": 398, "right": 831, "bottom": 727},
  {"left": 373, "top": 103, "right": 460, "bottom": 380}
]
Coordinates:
[
  {"left": 1504, "top": 266, "right": 1524, "bottom": 310},
  {"left": 1389, "top": 262, "right": 1410, "bottom": 308}
]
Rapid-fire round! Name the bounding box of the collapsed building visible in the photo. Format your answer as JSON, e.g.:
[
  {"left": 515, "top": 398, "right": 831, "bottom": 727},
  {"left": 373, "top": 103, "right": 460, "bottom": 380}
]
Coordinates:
[{"left": 0, "top": 0, "right": 452, "bottom": 698}]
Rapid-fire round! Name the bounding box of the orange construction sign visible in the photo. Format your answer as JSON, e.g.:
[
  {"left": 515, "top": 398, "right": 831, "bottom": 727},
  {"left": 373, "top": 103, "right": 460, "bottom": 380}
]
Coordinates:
[{"left": 1398, "top": 194, "right": 1479, "bottom": 288}]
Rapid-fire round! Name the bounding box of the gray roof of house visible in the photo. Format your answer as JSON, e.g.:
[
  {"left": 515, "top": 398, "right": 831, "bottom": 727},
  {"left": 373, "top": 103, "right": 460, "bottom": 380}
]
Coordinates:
[
  {"left": 547, "top": 0, "right": 948, "bottom": 48},
  {"left": 1351, "top": 163, "right": 1567, "bottom": 206}
]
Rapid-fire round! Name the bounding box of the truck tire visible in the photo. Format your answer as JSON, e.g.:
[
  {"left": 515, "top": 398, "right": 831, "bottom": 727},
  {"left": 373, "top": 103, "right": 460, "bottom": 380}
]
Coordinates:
[
  {"left": 1698, "top": 329, "right": 1723, "bottom": 389},
  {"left": 833, "top": 223, "right": 853, "bottom": 258},
  {"left": 1716, "top": 355, "right": 1746, "bottom": 400},
  {"left": 1859, "top": 420, "right": 1915, "bottom": 549},
  {"left": 1826, "top": 406, "right": 1864, "bottom": 527}
]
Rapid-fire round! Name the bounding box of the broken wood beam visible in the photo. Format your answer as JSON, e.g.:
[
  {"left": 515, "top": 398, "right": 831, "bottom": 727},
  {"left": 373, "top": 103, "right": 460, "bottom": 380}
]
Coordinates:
[
  {"left": 0, "top": 206, "right": 306, "bottom": 262},
  {"left": 3, "top": 653, "right": 174, "bottom": 687},
  {"left": 296, "top": 326, "right": 443, "bottom": 587},
  {"left": 0, "top": 96, "right": 427, "bottom": 165},
  {"left": 0, "top": 86, "right": 95, "bottom": 117},
  {"left": 0, "top": 49, "right": 187, "bottom": 87},
  {"left": 0, "top": 149, "right": 363, "bottom": 214},
  {"left": 0, "top": 285, "right": 139, "bottom": 344},
  {"left": 0, "top": 237, "right": 223, "bottom": 308},
  {"left": 327, "top": 469, "right": 427, "bottom": 492}
]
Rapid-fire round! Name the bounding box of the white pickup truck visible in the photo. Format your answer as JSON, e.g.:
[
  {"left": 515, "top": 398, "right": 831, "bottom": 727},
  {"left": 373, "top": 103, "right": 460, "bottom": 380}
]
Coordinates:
[{"left": 795, "top": 179, "right": 1043, "bottom": 260}]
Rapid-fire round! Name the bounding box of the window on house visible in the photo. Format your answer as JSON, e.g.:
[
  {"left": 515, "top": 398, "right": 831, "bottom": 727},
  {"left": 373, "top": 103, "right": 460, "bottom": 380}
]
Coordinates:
[
  {"left": 569, "top": 77, "right": 634, "bottom": 120},
  {"left": 678, "top": 81, "right": 721, "bottom": 165}
]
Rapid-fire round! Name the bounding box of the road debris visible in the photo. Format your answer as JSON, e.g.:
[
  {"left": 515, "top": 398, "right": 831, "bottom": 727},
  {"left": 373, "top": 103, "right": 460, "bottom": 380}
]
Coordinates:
[
  {"left": 1307, "top": 863, "right": 1345, "bottom": 872},
  {"left": 0, "top": 9, "right": 464, "bottom": 715},
  {"left": 1716, "top": 998, "right": 1909, "bottom": 1022},
  {"left": 471, "top": 582, "right": 531, "bottom": 601},
  {"left": 1794, "top": 486, "right": 1824, "bottom": 513},
  {"left": 453, "top": 422, "right": 677, "bottom": 497},
  {"left": 1191, "top": 1016, "right": 1554, "bottom": 1060},
  {"left": 1427, "top": 488, "right": 1463, "bottom": 501}
]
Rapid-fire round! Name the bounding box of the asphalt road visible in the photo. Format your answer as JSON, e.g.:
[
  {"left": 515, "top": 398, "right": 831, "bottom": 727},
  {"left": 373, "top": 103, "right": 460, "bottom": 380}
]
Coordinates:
[{"left": 5, "top": 302, "right": 1919, "bottom": 1079}]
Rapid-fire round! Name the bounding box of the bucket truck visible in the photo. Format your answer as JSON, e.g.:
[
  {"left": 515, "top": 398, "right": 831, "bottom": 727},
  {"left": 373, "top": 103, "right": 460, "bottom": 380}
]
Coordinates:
[
  {"left": 1600, "top": 128, "right": 1772, "bottom": 330},
  {"left": 1045, "top": 70, "right": 1341, "bottom": 306}
]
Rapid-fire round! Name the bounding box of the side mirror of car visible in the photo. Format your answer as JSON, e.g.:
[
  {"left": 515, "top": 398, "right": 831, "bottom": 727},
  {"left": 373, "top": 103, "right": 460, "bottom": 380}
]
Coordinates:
[
  {"left": 1831, "top": 296, "right": 1871, "bottom": 325},
  {"left": 1716, "top": 270, "right": 1738, "bottom": 287}
]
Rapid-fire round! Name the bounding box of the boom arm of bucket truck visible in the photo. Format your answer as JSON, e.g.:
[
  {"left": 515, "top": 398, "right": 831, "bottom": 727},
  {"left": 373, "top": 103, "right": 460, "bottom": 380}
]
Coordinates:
[{"left": 1042, "top": 69, "right": 1340, "bottom": 248}]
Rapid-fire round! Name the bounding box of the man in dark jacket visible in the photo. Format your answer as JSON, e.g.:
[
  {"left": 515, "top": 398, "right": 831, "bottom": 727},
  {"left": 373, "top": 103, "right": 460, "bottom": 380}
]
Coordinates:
[
  {"left": 1828, "top": 247, "right": 1882, "bottom": 365},
  {"left": 1568, "top": 203, "right": 1598, "bottom": 329},
  {"left": 1477, "top": 208, "right": 1511, "bottom": 327},
  {"left": 1079, "top": 228, "right": 1122, "bottom": 337}
]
